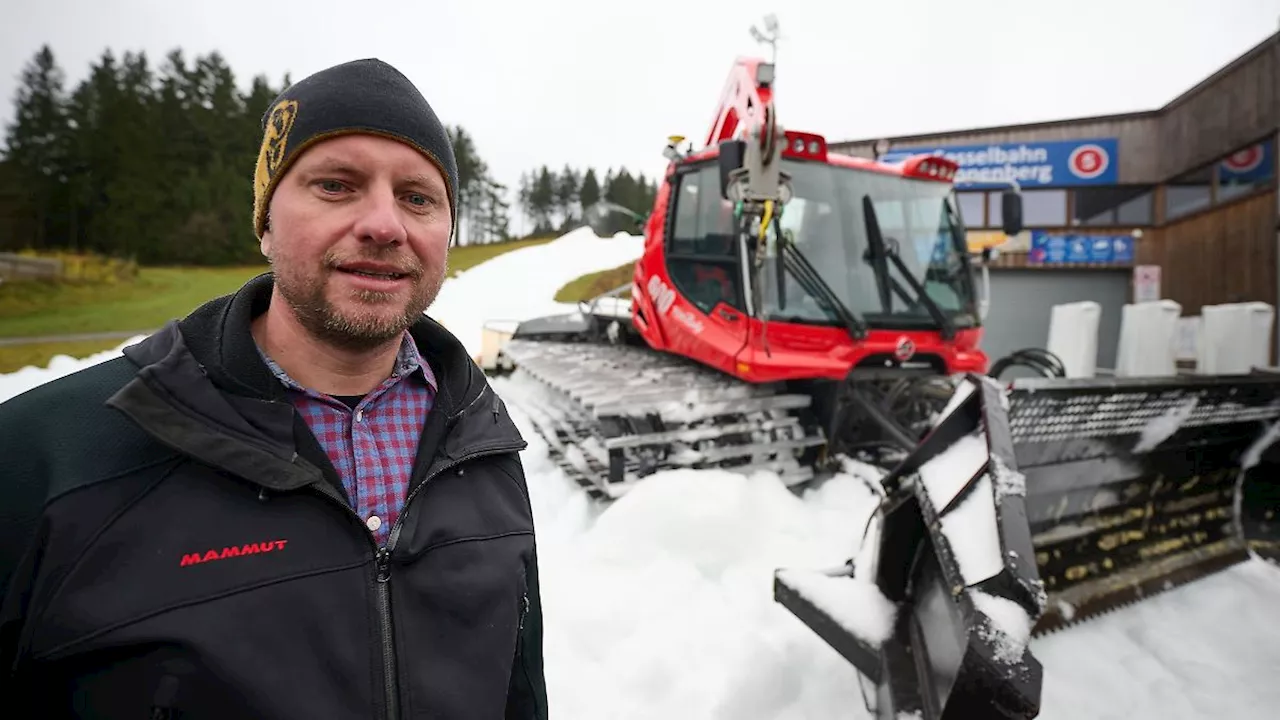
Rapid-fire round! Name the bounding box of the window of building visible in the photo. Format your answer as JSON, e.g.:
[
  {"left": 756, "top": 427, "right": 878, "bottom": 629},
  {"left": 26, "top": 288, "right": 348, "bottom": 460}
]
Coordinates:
[
  {"left": 1072, "top": 186, "right": 1154, "bottom": 227},
  {"left": 988, "top": 188, "right": 1067, "bottom": 228},
  {"left": 1217, "top": 137, "right": 1275, "bottom": 203},
  {"left": 955, "top": 191, "right": 986, "bottom": 228},
  {"left": 1164, "top": 163, "right": 1213, "bottom": 221}
]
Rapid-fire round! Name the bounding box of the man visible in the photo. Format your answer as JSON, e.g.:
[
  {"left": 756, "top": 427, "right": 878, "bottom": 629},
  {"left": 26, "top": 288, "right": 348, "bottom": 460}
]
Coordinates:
[{"left": 0, "top": 58, "right": 548, "bottom": 719}]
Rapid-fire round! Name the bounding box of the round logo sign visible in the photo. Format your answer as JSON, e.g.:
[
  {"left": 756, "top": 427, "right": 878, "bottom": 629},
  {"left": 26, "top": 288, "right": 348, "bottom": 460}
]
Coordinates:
[
  {"left": 1068, "top": 144, "right": 1110, "bottom": 180},
  {"left": 894, "top": 336, "right": 916, "bottom": 362},
  {"left": 1223, "top": 144, "right": 1263, "bottom": 174}
]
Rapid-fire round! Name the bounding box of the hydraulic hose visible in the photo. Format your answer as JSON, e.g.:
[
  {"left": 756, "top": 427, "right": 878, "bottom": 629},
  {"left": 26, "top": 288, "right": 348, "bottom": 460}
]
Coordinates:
[{"left": 989, "top": 347, "right": 1068, "bottom": 380}]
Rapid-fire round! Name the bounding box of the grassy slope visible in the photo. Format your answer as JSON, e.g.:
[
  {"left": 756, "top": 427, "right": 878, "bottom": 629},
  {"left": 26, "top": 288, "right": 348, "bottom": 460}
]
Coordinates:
[
  {"left": 0, "top": 236, "right": 557, "bottom": 373},
  {"left": 552, "top": 261, "right": 636, "bottom": 303}
]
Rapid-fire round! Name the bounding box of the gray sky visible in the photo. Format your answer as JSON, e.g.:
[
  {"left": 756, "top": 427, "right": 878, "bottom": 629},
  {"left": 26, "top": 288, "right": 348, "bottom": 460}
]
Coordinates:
[{"left": 3, "top": 0, "right": 1278, "bottom": 233}]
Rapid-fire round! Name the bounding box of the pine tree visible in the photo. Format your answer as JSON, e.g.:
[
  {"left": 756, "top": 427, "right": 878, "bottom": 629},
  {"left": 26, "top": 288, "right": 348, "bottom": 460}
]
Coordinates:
[
  {"left": 578, "top": 168, "right": 601, "bottom": 217},
  {"left": 529, "top": 166, "right": 556, "bottom": 233},
  {"left": 3, "top": 45, "right": 68, "bottom": 249},
  {"left": 555, "top": 164, "right": 580, "bottom": 229}
]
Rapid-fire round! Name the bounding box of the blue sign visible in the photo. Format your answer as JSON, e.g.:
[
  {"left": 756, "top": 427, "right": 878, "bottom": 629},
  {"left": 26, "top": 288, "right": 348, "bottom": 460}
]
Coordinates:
[
  {"left": 1220, "top": 138, "right": 1275, "bottom": 184},
  {"left": 879, "top": 138, "right": 1120, "bottom": 189},
  {"left": 1028, "top": 231, "right": 1133, "bottom": 265}
]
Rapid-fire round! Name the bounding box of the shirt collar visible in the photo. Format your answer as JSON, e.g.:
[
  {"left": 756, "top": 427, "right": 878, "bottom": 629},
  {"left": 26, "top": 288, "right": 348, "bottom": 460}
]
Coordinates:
[{"left": 255, "top": 331, "right": 437, "bottom": 396}]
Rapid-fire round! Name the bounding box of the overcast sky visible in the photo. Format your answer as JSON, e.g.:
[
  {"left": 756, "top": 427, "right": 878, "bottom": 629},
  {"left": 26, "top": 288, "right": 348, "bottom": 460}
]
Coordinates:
[{"left": 3, "top": 0, "right": 1278, "bottom": 233}]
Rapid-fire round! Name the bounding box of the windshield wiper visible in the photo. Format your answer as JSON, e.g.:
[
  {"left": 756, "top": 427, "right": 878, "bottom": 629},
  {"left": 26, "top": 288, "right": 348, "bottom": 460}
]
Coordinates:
[
  {"left": 779, "top": 236, "right": 869, "bottom": 340},
  {"left": 862, "top": 195, "right": 956, "bottom": 340}
]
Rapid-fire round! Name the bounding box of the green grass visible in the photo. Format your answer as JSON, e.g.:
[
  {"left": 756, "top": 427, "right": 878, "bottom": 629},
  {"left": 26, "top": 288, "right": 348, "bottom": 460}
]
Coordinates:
[
  {"left": 0, "top": 266, "right": 271, "bottom": 339},
  {"left": 553, "top": 262, "right": 636, "bottom": 303},
  {"left": 0, "top": 236, "right": 561, "bottom": 340}
]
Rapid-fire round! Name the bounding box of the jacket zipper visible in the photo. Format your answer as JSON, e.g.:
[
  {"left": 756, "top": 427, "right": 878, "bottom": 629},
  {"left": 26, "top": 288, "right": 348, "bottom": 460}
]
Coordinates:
[
  {"left": 375, "top": 546, "right": 397, "bottom": 720},
  {"left": 305, "top": 479, "right": 400, "bottom": 720},
  {"left": 310, "top": 441, "right": 526, "bottom": 720}
]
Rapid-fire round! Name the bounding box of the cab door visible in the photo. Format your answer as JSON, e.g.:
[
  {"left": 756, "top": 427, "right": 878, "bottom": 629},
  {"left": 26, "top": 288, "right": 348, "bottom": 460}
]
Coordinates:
[{"left": 659, "top": 163, "right": 751, "bottom": 376}]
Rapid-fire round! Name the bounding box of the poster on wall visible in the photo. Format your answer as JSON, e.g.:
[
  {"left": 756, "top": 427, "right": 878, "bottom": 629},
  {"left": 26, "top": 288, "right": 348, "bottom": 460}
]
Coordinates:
[
  {"left": 1027, "top": 231, "right": 1135, "bottom": 265},
  {"left": 1134, "top": 265, "right": 1161, "bottom": 303},
  {"left": 878, "top": 138, "right": 1120, "bottom": 189}
]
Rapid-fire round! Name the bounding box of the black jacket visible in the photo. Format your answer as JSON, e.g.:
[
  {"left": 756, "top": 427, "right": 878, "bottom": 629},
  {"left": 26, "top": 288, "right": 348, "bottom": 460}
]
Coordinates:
[{"left": 0, "top": 273, "right": 548, "bottom": 719}]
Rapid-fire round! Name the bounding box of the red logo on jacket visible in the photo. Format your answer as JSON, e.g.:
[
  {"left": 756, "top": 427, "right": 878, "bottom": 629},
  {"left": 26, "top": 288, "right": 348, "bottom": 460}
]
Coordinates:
[{"left": 180, "top": 540, "right": 289, "bottom": 567}]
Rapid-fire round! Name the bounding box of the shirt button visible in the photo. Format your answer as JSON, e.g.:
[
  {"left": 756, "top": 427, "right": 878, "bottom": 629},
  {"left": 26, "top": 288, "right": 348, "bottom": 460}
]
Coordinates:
[
  {"left": 366, "top": 515, "right": 382, "bottom": 532},
  {"left": 354, "top": 409, "right": 364, "bottom": 422}
]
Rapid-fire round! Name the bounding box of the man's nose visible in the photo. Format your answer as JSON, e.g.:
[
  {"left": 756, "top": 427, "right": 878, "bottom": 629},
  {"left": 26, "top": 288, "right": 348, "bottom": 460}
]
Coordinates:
[{"left": 353, "top": 187, "right": 406, "bottom": 244}]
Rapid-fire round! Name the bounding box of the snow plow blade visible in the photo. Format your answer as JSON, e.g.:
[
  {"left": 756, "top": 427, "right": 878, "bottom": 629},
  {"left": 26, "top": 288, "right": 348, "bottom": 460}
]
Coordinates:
[
  {"left": 1006, "top": 372, "right": 1280, "bottom": 633},
  {"left": 775, "top": 375, "right": 1047, "bottom": 720}
]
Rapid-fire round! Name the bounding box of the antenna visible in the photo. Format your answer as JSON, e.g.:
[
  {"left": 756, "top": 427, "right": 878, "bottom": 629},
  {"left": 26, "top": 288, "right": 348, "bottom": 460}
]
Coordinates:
[{"left": 749, "top": 14, "right": 781, "bottom": 66}]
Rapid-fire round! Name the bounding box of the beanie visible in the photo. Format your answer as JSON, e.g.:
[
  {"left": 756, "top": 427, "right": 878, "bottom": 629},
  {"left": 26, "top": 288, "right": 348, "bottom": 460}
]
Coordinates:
[{"left": 252, "top": 58, "right": 458, "bottom": 239}]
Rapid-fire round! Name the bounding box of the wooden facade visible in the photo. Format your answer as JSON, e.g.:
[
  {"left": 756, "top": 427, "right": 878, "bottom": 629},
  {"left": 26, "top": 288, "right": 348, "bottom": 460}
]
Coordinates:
[
  {"left": 1157, "top": 34, "right": 1279, "bottom": 178},
  {"left": 1139, "top": 189, "right": 1278, "bottom": 311}
]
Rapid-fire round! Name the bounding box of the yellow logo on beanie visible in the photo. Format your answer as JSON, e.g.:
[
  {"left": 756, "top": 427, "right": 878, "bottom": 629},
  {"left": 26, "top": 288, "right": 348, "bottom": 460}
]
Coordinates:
[{"left": 253, "top": 99, "right": 299, "bottom": 236}]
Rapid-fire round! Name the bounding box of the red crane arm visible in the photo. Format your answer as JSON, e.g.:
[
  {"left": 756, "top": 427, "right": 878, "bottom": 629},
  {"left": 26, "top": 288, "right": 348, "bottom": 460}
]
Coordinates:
[{"left": 703, "top": 57, "right": 776, "bottom": 149}]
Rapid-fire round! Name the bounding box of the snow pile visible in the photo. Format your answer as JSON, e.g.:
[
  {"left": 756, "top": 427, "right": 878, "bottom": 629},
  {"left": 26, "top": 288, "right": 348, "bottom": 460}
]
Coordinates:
[
  {"left": 501, "top": 412, "right": 891, "bottom": 720},
  {"left": 972, "top": 590, "right": 1033, "bottom": 665},
  {"left": 430, "top": 226, "right": 644, "bottom": 360},
  {"left": 0, "top": 335, "right": 148, "bottom": 404},
  {"left": 1034, "top": 558, "right": 1280, "bottom": 720},
  {"left": 776, "top": 568, "right": 897, "bottom": 647}
]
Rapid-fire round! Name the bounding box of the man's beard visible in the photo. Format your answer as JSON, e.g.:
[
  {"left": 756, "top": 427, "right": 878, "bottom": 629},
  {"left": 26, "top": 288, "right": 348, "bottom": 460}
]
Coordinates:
[{"left": 269, "top": 247, "right": 446, "bottom": 352}]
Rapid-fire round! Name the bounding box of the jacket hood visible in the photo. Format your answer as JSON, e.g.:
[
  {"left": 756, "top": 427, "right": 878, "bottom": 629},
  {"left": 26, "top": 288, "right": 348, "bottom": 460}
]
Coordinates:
[{"left": 111, "top": 272, "right": 525, "bottom": 488}]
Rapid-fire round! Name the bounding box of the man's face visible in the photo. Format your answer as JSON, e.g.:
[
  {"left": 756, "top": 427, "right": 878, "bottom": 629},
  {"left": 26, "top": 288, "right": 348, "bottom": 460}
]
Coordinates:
[{"left": 260, "top": 133, "right": 451, "bottom": 351}]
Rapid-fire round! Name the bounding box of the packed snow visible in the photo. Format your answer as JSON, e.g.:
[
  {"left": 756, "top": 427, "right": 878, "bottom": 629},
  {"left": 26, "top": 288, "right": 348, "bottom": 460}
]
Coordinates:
[
  {"left": 972, "top": 589, "right": 1034, "bottom": 665},
  {"left": 4, "top": 226, "right": 1280, "bottom": 719},
  {"left": 775, "top": 568, "right": 898, "bottom": 647},
  {"left": 991, "top": 453, "right": 1028, "bottom": 503},
  {"left": 917, "top": 430, "right": 987, "bottom": 510},
  {"left": 430, "top": 226, "right": 644, "bottom": 360},
  {"left": 940, "top": 472, "right": 1005, "bottom": 587}
]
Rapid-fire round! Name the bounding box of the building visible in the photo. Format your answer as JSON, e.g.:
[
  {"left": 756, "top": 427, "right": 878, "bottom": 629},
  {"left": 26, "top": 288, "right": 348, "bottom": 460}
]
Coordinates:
[{"left": 830, "top": 30, "right": 1279, "bottom": 369}]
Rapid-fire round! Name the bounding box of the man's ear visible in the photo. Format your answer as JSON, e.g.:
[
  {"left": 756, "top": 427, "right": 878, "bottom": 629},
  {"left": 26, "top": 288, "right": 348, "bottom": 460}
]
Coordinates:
[{"left": 260, "top": 214, "right": 273, "bottom": 258}]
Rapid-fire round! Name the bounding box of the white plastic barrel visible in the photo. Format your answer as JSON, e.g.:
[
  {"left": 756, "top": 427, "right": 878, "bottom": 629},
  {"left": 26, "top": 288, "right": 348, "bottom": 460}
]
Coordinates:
[
  {"left": 1046, "top": 301, "right": 1101, "bottom": 378},
  {"left": 1115, "top": 300, "right": 1182, "bottom": 377},
  {"left": 1198, "top": 302, "right": 1275, "bottom": 374}
]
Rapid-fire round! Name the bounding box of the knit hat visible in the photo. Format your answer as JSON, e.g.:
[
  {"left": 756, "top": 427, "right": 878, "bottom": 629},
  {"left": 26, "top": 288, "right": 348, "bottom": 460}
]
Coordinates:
[{"left": 252, "top": 58, "right": 458, "bottom": 239}]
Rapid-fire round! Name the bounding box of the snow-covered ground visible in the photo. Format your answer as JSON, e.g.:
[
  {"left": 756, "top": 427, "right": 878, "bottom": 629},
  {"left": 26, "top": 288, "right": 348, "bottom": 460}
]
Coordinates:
[
  {"left": 3, "top": 227, "right": 1280, "bottom": 719},
  {"left": 430, "top": 226, "right": 645, "bottom": 360}
]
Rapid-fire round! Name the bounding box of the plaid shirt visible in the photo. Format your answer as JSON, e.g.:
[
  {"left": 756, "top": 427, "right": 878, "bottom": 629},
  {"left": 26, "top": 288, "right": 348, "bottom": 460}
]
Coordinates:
[{"left": 257, "top": 332, "right": 437, "bottom": 546}]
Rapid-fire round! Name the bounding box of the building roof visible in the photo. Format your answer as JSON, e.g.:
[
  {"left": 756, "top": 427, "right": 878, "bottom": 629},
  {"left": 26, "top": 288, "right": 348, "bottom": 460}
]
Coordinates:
[{"left": 832, "top": 30, "right": 1278, "bottom": 148}]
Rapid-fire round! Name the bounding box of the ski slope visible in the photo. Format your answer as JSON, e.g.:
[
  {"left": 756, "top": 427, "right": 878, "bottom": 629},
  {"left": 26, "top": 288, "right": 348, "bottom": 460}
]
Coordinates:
[
  {"left": 2, "top": 228, "right": 1279, "bottom": 719},
  {"left": 430, "top": 226, "right": 645, "bottom": 361}
]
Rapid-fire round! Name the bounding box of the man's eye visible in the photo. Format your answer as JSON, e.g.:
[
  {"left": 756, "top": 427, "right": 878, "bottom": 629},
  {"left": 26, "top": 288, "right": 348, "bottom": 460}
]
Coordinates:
[
  {"left": 406, "top": 193, "right": 430, "bottom": 206},
  {"left": 319, "top": 180, "right": 346, "bottom": 193}
]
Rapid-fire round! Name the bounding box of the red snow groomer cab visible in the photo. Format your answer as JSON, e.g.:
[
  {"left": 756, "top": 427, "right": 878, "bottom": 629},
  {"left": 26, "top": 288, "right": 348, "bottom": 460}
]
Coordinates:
[
  {"left": 494, "top": 55, "right": 1280, "bottom": 720},
  {"left": 629, "top": 58, "right": 996, "bottom": 392}
]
